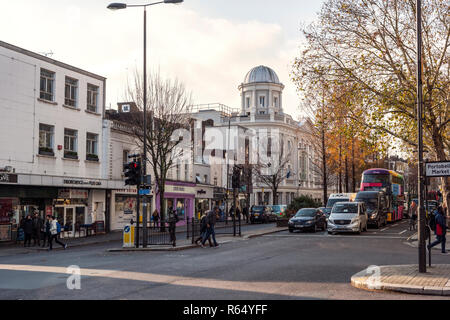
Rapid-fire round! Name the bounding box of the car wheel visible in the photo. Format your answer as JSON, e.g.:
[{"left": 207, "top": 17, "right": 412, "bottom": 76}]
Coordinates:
[{"left": 289, "top": 228, "right": 294, "bottom": 233}]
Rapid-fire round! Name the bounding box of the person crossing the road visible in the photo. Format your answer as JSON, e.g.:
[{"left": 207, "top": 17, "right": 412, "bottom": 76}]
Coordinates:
[
  {"left": 428, "top": 206, "right": 447, "bottom": 254},
  {"left": 201, "top": 207, "right": 219, "bottom": 248}
]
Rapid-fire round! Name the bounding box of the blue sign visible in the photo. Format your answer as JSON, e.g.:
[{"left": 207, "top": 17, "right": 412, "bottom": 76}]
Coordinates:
[
  {"left": 124, "top": 226, "right": 130, "bottom": 233},
  {"left": 139, "top": 189, "right": 151, "bottom": 195}
]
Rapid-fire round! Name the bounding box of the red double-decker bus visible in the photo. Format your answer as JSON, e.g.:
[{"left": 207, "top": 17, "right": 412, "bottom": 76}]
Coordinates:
[{"left": 360, "top": 168, "right": 405, "bottom": 222}]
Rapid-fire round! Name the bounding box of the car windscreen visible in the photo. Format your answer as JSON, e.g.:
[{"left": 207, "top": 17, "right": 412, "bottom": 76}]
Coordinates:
[
  {"left": 252, "top": 206, "right": 265, "bottom": 213},
  {"left": 326, "top": 198, "right": 349, "bottom": 208},
  {"left": 355, "top": 198, "right": 377, "bottom": 211},
  {"left": 332, "top": 204, "right": 358, "bottom": 214},
  {"left": 295, "top": 209, "right": 316, "bottom": 217}
]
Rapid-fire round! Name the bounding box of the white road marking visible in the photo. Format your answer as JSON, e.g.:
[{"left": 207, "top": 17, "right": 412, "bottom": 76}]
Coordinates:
[
  {"left": 0, "top": 264, "right": 325, "bottom": 298},
  {"left": 263, "top": 234, "right": 409, "bottom": 240},
  {"left": 399, "top": 230, "right": 407, "bottom": 235}
]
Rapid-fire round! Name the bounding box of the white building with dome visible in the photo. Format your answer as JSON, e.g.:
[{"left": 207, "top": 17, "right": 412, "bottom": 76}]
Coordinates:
[{"left": 190, "top": 65, "right": 323, "bottom": 207}]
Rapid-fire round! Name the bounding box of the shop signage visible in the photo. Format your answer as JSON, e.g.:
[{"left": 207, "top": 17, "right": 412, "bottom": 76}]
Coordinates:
[
  {"left": 425, "top": 162, "right": 450, "bottom": 177},
  {"left": 63, "top": 179, "right": 102, "bottom": 186},
  {"left": 0, "top": 173, "right": 18, "bottom": 184},
  {"left": 58, "top": 189, "right": 89, "bottom": 199},
  {"left": 46, "top": 206, "right": 53, "bottom": 216},
  {"left": 197, "top": 190, "right": 206, "bottom": 195}
]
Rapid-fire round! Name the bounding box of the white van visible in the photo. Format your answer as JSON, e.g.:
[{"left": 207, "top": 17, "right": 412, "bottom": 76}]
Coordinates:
[
  {"left": 324, "top": 193, "right": 357, "bottom": 215},
  {"left": 327, "top": 202, "right": 368, "bottom": 234}
]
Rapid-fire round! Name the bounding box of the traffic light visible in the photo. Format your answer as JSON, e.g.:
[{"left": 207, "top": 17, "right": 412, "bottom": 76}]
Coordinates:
[
  {"left": 123, "top": 160, "right": 141, "bottom": 186},
  {"left": 232, "top": 166, "right": 241, "bottom": 189}
]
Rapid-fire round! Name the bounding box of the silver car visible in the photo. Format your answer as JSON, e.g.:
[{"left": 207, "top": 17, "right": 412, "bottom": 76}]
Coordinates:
[{"left": 327, "top": 202, "right": 368, "bottom": 234}]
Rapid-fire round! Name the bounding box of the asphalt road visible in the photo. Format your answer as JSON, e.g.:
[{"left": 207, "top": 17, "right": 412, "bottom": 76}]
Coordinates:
[{"left": 0, "top": 219, "right": 448, "bottom": 300}]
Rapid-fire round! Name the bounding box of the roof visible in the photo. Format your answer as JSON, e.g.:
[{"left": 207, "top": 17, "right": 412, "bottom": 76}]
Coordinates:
[{"left": 243, "top": 65, "right": 281, "bottom": 84}]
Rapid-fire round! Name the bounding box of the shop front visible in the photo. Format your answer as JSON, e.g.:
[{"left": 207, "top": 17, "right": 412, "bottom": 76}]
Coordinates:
[
  {"left": 54, "top": 188, "right": 106, "bottom": 238},
  {"left": 0, "top": 184, "right": 58, "bottom": 242},
  {"left": 155, "top": 181, "right": 195, "bottom": 226},
  {"left": 111, "top": 188, "right": 138, "bottom": 231},
  {"left": 195, "top": 185, "right": 214, "bottom": 219}
]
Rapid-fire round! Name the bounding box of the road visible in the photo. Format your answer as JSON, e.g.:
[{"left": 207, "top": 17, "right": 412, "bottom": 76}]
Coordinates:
[{"left": 0, "top": 219, "right": 448, "bottom": 300}]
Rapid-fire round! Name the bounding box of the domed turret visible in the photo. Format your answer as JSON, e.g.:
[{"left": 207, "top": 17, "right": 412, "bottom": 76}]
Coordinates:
[
  {"left": 244, "top": 65, "right": 280, "bottom": 84},
  {"left": 240, "top": 66, "right": 284, "bottom": 117}
]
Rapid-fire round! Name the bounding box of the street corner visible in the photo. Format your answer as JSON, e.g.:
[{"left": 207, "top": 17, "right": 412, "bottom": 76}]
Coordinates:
[{"left": 351, "top": 264, "right": 450, "bottom": 297}]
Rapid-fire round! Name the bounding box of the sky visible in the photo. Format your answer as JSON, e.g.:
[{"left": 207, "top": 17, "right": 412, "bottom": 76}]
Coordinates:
[{"left": 0, "top": 0, "right": 325, "bottom": 120}]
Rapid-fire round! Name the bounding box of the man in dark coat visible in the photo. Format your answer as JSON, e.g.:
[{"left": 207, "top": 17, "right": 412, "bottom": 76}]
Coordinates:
[
  {"left": 201, "top": 207, "right": 219, "bottom": 248},
  {"left": 32, "top": 212, "right": 43, "bottom": 246},
  {"left": 22, "top": 215, "right": 33, "bottom": 247}
]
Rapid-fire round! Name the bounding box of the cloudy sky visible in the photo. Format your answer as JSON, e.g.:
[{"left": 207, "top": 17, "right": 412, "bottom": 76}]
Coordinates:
[{"left": 1, "top": 0, "right": 324, "bottom": 119}]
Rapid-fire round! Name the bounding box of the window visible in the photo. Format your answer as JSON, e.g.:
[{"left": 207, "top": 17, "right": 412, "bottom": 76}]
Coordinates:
[
  {"left": 39, "top": 124, "right": 54, "bottom": 153},
  {"left": 274, "top": 97, "right": 278, "bottom": 108},
  {"left": 214, "top": 177, "right": 218, "bottom": 186},
  {"left": 64, "top": 128, "right": 77, "bottom": 155},
  {"left": 259, "top": 96, "right": 265, "bottom": 107},
  {"left": 246, "top": 97, "right": 250, "bottom": 109},
  {"left": 87, "top": 84, "right": 99, "bottom": 112},
  {"left": 40, "top": 69, "right": 55, "bottom": 101},
  {"left": 65, "top": 77, "right": 78, "bottom": 107},
  {"left": 123, "top": 150, "right": 129, "bottom": 164},
  {"left": 204, "top": 175, "right": 208, "bottom": 184},
  {"left": 176, "top": 164, "right": 180, "bottom": 180},
  {"left": 184, "top": 164, "right": 189, "bottom": 181},
  {"left": 86, "top": 133, "right": 98, "bottom": 158},
  {"left": 267, "top": 137, "right": 272, "bottom": 157}
]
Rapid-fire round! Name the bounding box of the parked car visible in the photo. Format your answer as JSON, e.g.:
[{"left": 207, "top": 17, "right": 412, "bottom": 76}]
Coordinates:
[
  {"left": 288, "top": 208, "right": 327, "bottom": 233},
  {"left": 250, "top": 206, "right": 270, "bottom": 224},
  {"left": 355, "top": 191, "right": 387, "bottom": 228},
  {"left": 271, "top": 205, "right": 287, "bottom": 217},
  {"left": 327, "top": 202, "right": 368, "bottom": 234}
]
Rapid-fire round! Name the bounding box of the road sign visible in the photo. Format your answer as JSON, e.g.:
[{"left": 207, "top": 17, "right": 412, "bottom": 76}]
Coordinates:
[
  {"left": 139, "top": 188, "right": 151, "bottom": 195},
  {"left": 425, "top": 161, "right": 450, "bottom": 177}
]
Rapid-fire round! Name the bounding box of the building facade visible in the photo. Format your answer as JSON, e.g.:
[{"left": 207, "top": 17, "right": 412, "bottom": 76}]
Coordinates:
[{"left": 0, "top": 41, "right": 123, "bottom": 242}]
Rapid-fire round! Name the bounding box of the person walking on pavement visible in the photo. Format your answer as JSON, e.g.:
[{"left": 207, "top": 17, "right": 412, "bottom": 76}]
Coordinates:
[
  {"left": 168, "top": 208, "right": 179, "bottom": 246},
  {"left": 428, "top": 206, "right": 447, "bottom": 254},
  {"left": 242, "top": 206, "right": 249, "bottom": 224},
  {"left": 42, "top": 215, "right": 51, "bottom": 247},
  {"left": 32, "top": 212, "right": 43, "bottom": 247},
  {"left": 195, "top": 213, "right": 213, "bottom": 247},
  {"left": 22, "top": 215, "right": 33, "bottom": 247},
  {"left": 409, "top": 201, "right": 417, "bottom": 231},
  {"left": 48, "top": 216, "right": 67, "bottom": 251},
  {"left": 152, "top": 209, "right": 160, "bottom": 229},
  {"left": 201, "top": 207, "right": 219, "bottom": 248}
]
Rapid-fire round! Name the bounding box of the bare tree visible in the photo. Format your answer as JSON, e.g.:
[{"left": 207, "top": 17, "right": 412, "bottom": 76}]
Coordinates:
[{"left": 125, "top": 70, "right": 193, "bottom": 228}]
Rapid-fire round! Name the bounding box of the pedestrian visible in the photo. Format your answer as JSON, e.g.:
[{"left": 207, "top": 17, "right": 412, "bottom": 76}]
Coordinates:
[
  {"left": 152, "top": 209, "right": 160, "bottom": 229},
  {"left": 229, "top": 205, "right": 234, "bottom": 220},
  {"left": 242, "top": 206, "right": 249, "bottom": 223},
  {"left": 428, "top": 206, "right": 447, "bottom": 254},
  {"left": 168, "top": 208, "right": 179, "bottom": 246},
  {"left": 22, "top": 215, "right": 33, "bottom": 247},
  {"left": 409, "top": 201, "right": 417, "bottom": 231},
  {"left": 236, "top": 206, "right": 241, "bottom": 221},
  {"left": 48, "top": 216, "right": 67, "bottom": 251},
  {"left": 195, "top": 213, "right": 213, "bottom": 247},
  {"left": 32, "top": 212, "right": 43, "bottom": 246},
  {"left": 42, "top": 215, "right": 51, "bottom": 247},
  {"left": 201, "top": 207, "right": 219, "bottom": 248}
]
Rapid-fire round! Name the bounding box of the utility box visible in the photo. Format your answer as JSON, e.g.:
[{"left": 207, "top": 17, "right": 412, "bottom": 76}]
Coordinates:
[{"left": 123, "top": 224, "right": 135, "bottom": 248}]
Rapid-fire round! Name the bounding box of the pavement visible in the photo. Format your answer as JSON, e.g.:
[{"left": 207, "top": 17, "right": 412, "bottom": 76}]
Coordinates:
[
  {"left": 351, "top": 264, "right": 450, "bottom": 296},
  {"left": 107, "top": 225, "right": 287, "bottom": 252},
  {"left": 0, "top": 223, "right": 288, "bottom": 255}
]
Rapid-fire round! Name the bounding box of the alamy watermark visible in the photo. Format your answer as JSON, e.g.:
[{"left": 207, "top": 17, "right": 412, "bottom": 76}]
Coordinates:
[
  {"left": 366, "top": 265, "right": 382, "bottom": 290},
  {"left": 66, "top": 265, "right": 81, "bottom": 290}
]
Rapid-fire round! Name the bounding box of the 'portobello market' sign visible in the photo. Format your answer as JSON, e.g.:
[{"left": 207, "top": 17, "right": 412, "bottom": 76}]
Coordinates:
[{"left": 425, "top": 162, "right": 450, "bottom": 177}]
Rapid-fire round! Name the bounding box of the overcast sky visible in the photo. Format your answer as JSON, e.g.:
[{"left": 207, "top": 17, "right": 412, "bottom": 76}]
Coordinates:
[{"left": 1, "top": 0, "right": 325, "bottom": 119}]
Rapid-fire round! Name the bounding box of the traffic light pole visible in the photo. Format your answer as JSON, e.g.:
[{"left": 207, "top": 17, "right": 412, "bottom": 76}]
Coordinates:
[{"left": 135, "top": 178, "right": 141, "bottom": 248}]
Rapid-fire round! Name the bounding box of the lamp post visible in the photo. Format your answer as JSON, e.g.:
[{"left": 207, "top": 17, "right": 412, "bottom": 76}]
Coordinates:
[
  {"left": 416, "top": 0, "right": 426, "bottom": 273},
  {"left": 108, "top": 0, "right": 183, "bottom": 248}
]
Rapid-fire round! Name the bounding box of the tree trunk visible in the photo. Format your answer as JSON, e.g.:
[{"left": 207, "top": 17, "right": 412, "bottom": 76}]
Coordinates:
[
  {"left": 322, "top": 125, "right": 327, "bottom": 207},
  {"left": 352, "top": 138, "right": 356, "bottom": 192},
  {"left": 159, "top": 182, "right": 166, "bottom": 232},
  {"left": 345, "top": 155, "right": 349, "bottom": 193},
  {"left": 338, "top": 134, "right": 342, "bottom": 193}
]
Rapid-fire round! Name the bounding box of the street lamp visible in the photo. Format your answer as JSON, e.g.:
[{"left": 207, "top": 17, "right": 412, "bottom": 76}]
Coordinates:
[{"left": 108, "top": 0, "right": 183, "bottom": 248}]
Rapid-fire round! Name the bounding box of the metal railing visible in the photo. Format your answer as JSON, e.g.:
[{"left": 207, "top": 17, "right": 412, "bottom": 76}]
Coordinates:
[{"left": 187, "top": 214, "right": 242, "bottom": 244}]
